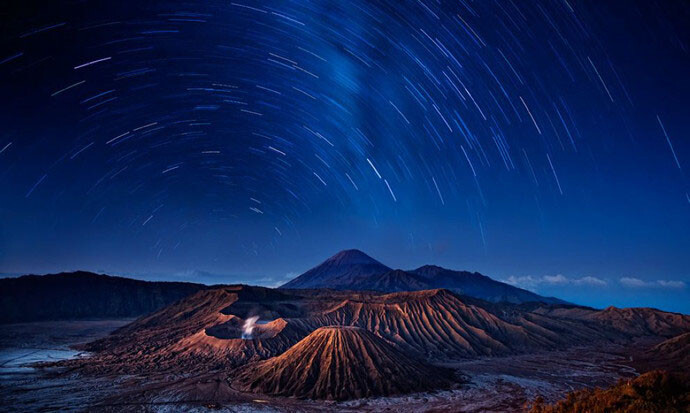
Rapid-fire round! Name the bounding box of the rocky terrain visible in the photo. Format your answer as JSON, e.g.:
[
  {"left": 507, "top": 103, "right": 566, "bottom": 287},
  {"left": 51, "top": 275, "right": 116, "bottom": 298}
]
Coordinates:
[
  {"left": 0, "top": 321, "right": 647, "bottom": 412},
  {"left": 67, "top": 284, "right": 689, "bottom": 376},
  {"left": 528, "top": 330, "right": 690, "bottom": 412},
  {"left": 634, "top": 332, "right": 690, "bottom": 373},
  {"left": 530, "top": 370, "right": 690, "bottom": 413},
  {"left": 234, "top": 326, "right": 455, "bottom": 400},
  {"left": 47, "top": 282, "right": 689, "bottom": 409},
  {"left": 4, "top": 251, "right": 689, "bottom": 410}
]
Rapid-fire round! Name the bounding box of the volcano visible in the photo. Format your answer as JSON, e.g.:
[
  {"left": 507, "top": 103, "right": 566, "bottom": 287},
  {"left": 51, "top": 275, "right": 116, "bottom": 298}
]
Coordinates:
[
  {"left": 280, "top": 249, "right": 392, "bottom": 289},
  {"left": 280, "top": 250, "right": 564, "bottom": 304},
  {"left": 43, "top": 282, "right": 690, "bottom": 409},
  {"left": 233, "top": 326, "right": 454, "bottom": 400},
  {"left": 73, "top": 285, "right": 690, "bottom": 377},
  {"left": 347, "top": 269, "right": 430, "bottom": 292}
]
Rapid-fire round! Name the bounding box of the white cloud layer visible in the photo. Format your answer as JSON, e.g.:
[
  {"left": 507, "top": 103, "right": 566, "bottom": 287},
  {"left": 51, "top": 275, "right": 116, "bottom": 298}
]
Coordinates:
[
  {"left": 619, "top": 277, "right": 686, "bottom": 289},
  {"left": 504, "top": 274, "right": 607, "bottom": 289},
  {"left": 505, "top": 274, "right": 686, "bottom": 291}
]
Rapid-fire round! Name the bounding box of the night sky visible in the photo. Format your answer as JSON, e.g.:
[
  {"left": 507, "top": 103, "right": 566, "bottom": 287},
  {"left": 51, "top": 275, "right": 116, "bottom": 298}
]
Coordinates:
[{"left": 1, "top": 0, "right": 688, "bottom": 312}]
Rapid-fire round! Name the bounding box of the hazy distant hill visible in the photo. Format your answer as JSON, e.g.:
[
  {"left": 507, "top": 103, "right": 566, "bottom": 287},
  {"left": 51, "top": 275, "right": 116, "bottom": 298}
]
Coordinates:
[
  {"left": 410, "top": 264, "right": 565, "bottom": 304},
  {"left": 281, "top": 249, "right": 564, "bottom": 304},
  {"left": 0, "top": 271, "right": 205, "bottom": 324}
]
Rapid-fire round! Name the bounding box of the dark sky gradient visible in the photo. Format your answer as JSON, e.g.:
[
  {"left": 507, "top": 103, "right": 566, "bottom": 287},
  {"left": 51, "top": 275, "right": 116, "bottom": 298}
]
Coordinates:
[{"left": 1, "top": 0, "right": 688, "bottom": 312}]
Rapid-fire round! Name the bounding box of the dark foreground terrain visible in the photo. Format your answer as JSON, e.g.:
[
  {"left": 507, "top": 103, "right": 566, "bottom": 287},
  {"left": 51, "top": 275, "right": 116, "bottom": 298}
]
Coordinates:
[
  {"left": 0, "top": 320, "right": 131, "bottom": 411},
  {"left": 530, "top": 370, "right": 690, "bottom": 413}
]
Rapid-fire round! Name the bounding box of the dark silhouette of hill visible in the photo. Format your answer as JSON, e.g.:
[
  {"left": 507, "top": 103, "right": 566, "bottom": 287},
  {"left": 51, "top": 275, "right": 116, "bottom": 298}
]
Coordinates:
[
  {"left": 410, "top": 265, "right": 565, "bottom": 304},
  {"left": 234, "top": 326, "right": 454, "bottom": 400},
  {"left": 0, "top": 271, "right": 205, "bottom": 323},
  {"left": 281, "top": 249, "right": 564, "bottom": 304}
]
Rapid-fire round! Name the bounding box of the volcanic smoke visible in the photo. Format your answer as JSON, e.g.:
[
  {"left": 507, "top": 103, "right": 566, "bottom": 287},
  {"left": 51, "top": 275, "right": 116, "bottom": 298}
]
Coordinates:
[{"left": 241, "top": 316, "right": 260, "bottom": 339}]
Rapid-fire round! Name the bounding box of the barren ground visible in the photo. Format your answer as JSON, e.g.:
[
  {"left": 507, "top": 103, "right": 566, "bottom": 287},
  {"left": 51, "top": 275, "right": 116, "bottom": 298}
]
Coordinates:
[{"left": 0, "top": 321, "right": 648, "bottom": 412}]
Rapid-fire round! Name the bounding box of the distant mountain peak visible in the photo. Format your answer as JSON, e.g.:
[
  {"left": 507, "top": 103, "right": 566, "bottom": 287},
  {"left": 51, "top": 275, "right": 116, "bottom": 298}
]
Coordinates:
[
  {"left": 279, "top": 249, "right": 391, "bottom": 289},
  {"left": 279, "top": 250, "right": 565, "bottom": 305},
  {"left": 417, "top": 264, "right": 443, "bottom": 270},
  {"left": 325, "top": 249, "right": 383, "bottom": 266},
  {"left": 414, "top": 264, "right": 445, "bottom": 273}
]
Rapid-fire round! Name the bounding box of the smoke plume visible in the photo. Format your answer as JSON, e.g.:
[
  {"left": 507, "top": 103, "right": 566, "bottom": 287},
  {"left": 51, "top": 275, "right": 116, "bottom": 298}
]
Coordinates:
[{"left": 241, "top": 316, "right": 260, "bottom": 339}]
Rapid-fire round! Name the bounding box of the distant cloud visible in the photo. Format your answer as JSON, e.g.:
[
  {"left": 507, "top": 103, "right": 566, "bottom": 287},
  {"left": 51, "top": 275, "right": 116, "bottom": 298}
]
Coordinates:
[
  {"left": 504, "top": 274, "right": 607, "bottom": 290},
  {"left": 264, "top": 272, "right": 298, "bottom": 288},
  {"left": 543, "top": 274, "right": 568, "bottom": 284},
  {"left": 619, "top": 277, "right": 647, "bottom": 288},
  {"left": 506, "top": 274, "right": 687, "bottom": 291},
  {"left": 619, "top": 277, "right": 686, "bottom": 289},
  {"left": 576, "top": 276, "right": 609, "bottom": 286},
  {"left": 657, "top": 280, "right": 687, "bottom": 288}
]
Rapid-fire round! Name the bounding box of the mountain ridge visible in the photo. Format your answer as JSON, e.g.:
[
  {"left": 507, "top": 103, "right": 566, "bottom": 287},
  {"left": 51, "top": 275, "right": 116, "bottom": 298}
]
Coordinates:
[{"left": 281, "top": 250, "right": 565, "bottom": 304}]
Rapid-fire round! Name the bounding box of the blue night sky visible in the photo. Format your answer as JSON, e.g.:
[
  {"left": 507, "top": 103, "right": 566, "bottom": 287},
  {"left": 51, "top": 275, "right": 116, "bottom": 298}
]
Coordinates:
[{"left": 1, "top": 0, "right": 688, "bottom": 312}]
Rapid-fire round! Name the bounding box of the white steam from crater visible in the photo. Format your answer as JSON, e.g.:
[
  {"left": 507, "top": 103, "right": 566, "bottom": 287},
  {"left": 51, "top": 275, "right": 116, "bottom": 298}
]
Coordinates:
[{"left": 241, "top": 316, "right": 260, "bottom": 339}]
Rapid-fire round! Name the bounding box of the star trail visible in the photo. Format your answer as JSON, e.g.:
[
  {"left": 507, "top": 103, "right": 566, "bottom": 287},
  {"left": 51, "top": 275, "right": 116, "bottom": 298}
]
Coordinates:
[{"left": 1, "top": 0, "right": 688, "bottom": 310}]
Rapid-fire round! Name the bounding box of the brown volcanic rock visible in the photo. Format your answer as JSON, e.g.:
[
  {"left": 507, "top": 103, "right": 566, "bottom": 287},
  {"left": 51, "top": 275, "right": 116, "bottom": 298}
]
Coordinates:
[
  {"left": 73, "top": 287, "right": 309, "bottom": 373},
  {"left": 588, "top": 307, "right": 690, "bottom": 338},
  {"left": 233, "top": 326, "right": 453, "bottom": 400},
  {"left": 309, "top": 289, "right": 619, "bottom": 359},
  {"left": 82, "top": 287, "right": 239, "bottom": 353},
  {"left": 69, "top": 286, "right": 690, "bottom": 375}
]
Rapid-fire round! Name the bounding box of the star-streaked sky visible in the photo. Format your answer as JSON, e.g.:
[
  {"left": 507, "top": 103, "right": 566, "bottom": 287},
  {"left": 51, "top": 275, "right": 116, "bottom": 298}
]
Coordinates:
[{"left": 1, "top": 0, "right": 688, "bottom": 312}]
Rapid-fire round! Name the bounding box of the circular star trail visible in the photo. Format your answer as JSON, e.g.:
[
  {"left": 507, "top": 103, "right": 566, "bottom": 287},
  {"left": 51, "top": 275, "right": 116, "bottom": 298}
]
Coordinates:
[{"left": 0, "top": 0, "right": 688, "bottom": 282}]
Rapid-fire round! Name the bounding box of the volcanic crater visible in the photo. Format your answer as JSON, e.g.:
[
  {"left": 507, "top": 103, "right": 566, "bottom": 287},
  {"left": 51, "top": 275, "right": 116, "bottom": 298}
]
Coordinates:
[{"left": 57, "top": 281, "right": 690, "bottom": 405}]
